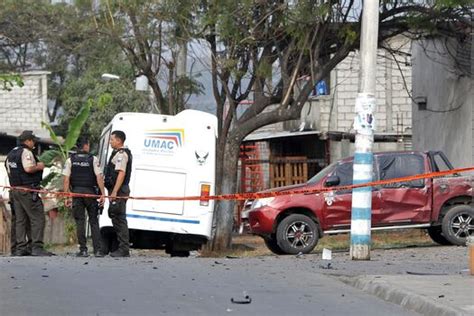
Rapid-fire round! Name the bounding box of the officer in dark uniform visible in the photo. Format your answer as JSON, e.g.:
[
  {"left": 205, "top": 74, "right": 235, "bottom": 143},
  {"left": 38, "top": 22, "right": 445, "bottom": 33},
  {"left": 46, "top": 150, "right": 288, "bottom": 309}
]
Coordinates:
[
  {"left": 5, "top": 130, "right": 53, "bottom": 256},
  {"left": 104, "top": 130, "right": 132, "bottom": 257},
  {"left": 63, "top": 137, "right": 106, "bottom": 257},
  {"left": 7, "top": 200, "right": 31, "bottom": 255}
]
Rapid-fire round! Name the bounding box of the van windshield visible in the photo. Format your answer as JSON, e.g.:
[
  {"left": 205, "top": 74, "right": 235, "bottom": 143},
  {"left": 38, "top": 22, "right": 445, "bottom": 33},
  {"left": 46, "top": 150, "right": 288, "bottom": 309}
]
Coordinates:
[{"left": 307, "top": 162, "right": 336, "bottom": 185}]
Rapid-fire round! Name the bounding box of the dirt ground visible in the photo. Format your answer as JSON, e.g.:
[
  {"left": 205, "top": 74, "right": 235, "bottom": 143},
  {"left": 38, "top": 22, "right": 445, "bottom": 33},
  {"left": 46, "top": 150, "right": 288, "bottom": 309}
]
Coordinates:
[{"left": 47, "top": 229, "right": 435, "bottom": 258}]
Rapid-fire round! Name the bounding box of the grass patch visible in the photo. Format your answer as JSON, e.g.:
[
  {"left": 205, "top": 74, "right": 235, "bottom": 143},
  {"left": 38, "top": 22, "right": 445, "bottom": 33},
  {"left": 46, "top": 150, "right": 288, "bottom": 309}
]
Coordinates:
[{"left": 201, "top": 229, "right": 436, "bottom": 258}]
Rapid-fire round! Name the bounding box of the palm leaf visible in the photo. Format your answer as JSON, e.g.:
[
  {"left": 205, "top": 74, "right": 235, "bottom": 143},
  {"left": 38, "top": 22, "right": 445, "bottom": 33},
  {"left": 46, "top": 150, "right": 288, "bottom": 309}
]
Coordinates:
[{"left": 63, "top": 99, "right": 92, "bottom": 151}]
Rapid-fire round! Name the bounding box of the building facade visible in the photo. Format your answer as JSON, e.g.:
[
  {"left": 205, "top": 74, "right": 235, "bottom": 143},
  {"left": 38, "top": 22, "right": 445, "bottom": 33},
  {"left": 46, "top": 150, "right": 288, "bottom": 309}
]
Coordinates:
[{"left": 241, "top": 36, "right": 414, "bottom": 191}]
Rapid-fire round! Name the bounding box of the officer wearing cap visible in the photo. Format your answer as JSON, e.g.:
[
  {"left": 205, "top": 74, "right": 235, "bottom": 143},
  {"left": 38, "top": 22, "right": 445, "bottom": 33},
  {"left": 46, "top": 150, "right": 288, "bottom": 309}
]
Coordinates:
[
  {"left": 5, "top": 130, "right": 53, "bottom": 256},
  {"left": 63, "top": 136, "right": 106, "bottom": 257},
  {"left": 104, "top": 130, "right": 132, "bottom": 257}
]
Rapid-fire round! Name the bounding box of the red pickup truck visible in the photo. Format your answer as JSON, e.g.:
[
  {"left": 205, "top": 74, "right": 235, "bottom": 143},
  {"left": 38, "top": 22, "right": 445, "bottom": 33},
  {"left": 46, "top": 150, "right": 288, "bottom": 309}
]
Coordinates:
[{"left": 247, "top": 151, "right": 473, "bottom": 254}]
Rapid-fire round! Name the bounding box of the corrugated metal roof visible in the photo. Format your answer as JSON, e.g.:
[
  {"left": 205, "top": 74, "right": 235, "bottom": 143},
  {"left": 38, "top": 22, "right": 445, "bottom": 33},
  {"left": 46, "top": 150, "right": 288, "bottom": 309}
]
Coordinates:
[{"left": 243, "top": 130, "right": 321, "bottom": 142}]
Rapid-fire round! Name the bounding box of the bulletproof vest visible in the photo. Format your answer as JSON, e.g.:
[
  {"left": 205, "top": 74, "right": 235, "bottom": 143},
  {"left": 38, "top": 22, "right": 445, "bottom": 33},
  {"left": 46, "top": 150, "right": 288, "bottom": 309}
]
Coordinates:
[
  {"left": 104, "top": 148, "right": 132, "bottom": 190},
  {"left": 70, "top": 152, "right": 98, "bottom": 188},
  {"left": 5, "top": 145, "right": 43, "bottom": 186}
]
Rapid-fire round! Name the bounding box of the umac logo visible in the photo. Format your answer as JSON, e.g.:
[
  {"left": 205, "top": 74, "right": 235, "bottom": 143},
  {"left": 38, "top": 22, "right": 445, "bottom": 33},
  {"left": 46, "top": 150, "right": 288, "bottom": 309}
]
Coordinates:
[{"left": 143, "top": 129, "right": 184, "bottom": 154}]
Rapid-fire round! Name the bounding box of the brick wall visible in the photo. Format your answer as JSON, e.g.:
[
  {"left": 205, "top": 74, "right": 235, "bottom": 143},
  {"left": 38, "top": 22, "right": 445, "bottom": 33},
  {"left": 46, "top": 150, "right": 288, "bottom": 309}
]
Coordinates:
[
  {"left": 0, "top": 71, "right": 50, "bottom": 137},
  {"left": 246, "top": 36, "right": 413, "bottom": 139},
  {"left": 330, "top": 36, "right": 412, "bottom": 133}
]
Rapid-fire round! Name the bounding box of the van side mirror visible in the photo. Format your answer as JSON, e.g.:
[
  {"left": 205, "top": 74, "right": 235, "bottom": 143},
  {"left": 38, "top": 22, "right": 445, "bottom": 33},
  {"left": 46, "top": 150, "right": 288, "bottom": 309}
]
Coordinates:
[{"left": 325, "top": 175, "right": 340, "bottom": 187}]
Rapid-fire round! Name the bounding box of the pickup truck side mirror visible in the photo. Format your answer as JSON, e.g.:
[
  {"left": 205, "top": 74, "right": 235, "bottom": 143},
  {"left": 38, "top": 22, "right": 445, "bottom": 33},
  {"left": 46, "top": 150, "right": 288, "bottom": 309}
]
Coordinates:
[{"left": 325, "top": 175, "right": 340, "bottom": 187}]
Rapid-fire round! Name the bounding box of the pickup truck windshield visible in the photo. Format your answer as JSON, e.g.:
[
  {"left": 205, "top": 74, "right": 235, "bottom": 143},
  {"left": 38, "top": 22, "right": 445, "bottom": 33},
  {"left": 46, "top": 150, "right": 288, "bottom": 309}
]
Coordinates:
[{"left": 307, "top": 162, "right": 336, "bottom": 185}]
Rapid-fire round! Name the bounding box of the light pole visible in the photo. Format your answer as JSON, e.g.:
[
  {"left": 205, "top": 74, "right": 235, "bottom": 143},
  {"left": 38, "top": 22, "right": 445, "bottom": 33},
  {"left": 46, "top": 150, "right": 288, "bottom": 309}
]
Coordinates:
[{"left": 350, "top": 0, "right": 379, "bottom": 260}]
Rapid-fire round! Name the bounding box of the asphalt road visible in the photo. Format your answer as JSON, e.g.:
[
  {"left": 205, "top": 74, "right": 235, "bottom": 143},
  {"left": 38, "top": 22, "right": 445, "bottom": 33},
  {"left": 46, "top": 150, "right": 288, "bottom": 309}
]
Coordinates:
[{"left": 0, "top": 255, "right": 422, "bottom": 316}]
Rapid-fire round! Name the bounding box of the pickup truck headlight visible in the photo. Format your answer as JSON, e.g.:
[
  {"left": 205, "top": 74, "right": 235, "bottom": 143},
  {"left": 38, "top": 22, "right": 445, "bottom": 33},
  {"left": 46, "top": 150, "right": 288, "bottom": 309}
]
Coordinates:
[{"left": 251, "top": 197, "right": 275, "bottom": 209}]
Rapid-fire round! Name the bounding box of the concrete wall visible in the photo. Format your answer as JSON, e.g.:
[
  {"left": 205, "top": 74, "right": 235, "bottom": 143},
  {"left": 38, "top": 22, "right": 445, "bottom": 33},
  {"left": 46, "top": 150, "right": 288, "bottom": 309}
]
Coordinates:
[
  {"left": 412, "top": 38, "right": 473, "bottom": 168},
  {"left": 0, "top": 71, "right": 50, "bottom": 138}
]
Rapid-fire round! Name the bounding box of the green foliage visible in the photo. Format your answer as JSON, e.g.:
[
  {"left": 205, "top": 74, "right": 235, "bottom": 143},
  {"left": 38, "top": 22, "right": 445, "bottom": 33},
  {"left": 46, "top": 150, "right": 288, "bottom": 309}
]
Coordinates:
[
  {"left": 0, "top": 74, "right": 24, "bottom": 91},
  {"left": 63, "top": 99, "right": 93, "bottom": 151},
  {"left": 339, "top": 26, "right": 358, "bottom": 46},
  {"left": 256, "top": 60, "right": 272, "bottom": 79},
  {"left": 40, "top": 122, "right": 65, "bottom": 161},
  {"left": 57, "top": 69, "right": 151, "bottom": 147}
]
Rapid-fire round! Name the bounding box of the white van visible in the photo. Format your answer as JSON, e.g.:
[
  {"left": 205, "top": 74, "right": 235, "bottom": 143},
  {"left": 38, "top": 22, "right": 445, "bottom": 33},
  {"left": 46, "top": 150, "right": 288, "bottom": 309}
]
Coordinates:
[{"left": 98, "top": 110, "right": 217, "bottom": 256}]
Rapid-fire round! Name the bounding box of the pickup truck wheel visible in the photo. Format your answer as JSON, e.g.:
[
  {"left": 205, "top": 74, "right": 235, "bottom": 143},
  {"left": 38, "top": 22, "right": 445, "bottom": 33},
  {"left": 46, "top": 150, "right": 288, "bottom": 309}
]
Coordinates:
[
  {"left": 427, "top": 227, "right": 451, "bottom": 245},
  {"left": 441, "top": 205, "right": 474, "bottom": 246},
  {"left": 276, "top": 214, "right": 319, "bottom": 254},
  {"left": 264, "top": 236, "right": 285, "bottom": 255}
]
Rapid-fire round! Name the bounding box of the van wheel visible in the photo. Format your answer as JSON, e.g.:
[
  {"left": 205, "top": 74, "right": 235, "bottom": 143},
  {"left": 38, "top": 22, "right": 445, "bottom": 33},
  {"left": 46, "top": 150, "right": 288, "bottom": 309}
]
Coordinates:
[
  {"left": 441, "top": 205, "right": 474, "bottom": 246},
  {"left": 276, "top": 214, "right": 319, "bottom": 255},
  {"left": 263, "top": 236, "right": 285, "bottom": 255},
  {"left": 169, "top": 251, "right": 190, "bottom": 257},
  {"left": 427, "top": 227, "right": 451, "bottom": 245},
  {"left": 165, "top": 244, "right": 190, "bottom": 257}
]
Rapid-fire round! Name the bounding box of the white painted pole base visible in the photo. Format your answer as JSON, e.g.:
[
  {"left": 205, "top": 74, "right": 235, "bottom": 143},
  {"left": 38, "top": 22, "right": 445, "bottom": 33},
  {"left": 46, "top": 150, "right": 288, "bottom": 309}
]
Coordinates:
[{"left": 350, "top": 244, "right": 370, "bottom": 260}]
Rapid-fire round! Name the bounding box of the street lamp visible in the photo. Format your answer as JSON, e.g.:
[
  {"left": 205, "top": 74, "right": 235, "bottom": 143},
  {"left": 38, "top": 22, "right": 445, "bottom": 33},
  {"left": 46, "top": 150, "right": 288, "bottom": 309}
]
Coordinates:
[
  {"left": 101, "top": 73, "right": 121, "bottom": 81},
  {"left": 100, "top": 73, "right": 156, "bottom": 112},
  {"left": 101, "top": 73, "right": 148, "bottom": 92}
]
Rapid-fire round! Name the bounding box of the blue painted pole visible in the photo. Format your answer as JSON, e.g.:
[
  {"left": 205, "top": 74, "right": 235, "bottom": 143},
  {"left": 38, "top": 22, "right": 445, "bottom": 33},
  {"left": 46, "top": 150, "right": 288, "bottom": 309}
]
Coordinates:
[{"left": 350, "top": 0, "right": 379, "bottom": 260}]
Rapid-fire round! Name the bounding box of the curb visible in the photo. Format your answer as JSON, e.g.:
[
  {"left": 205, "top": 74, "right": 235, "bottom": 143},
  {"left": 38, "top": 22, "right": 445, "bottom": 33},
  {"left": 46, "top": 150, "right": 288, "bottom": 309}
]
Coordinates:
[{"left": 339, "top": 275, "right": 468, "bottom": 316}]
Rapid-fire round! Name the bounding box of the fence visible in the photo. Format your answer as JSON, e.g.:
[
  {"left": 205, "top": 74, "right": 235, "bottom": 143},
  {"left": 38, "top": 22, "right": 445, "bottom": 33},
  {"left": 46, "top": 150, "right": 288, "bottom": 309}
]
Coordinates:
[{"left": 0, "top": 202, "right": 68, "bottom": 255}]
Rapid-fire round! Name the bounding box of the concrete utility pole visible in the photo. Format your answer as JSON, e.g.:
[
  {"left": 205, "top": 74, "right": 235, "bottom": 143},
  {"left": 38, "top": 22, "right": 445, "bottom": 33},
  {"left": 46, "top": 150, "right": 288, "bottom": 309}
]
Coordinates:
[{"left": 350, "top": 0, "right": 379, "bottom": 260}]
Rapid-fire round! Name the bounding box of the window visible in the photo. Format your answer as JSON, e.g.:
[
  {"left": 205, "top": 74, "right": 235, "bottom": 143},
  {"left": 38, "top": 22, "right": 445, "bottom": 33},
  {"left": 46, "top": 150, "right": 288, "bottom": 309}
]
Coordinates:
[
  {"left": 326, "top": 160, "right": 355, "bottom": 194},
  {"left": 307, "top": 162, "right": 335, "bottom": 185},
  {"left": 334, "top": 161, "right": 354, "bottom": 187},
  {"left": 432, "top": 154, "right": 451, "bottom": 172},
  {"left": 379, "top": 154, "right": 425, "bottom": 188},
  {"left": 98, "top": 127, "right": 112, "bottom": 170}
]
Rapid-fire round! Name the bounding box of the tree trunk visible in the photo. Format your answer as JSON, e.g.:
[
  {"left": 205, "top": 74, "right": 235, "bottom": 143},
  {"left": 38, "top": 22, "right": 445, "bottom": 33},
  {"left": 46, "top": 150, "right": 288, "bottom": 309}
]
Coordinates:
[{"left": 209, "top": 136, "right": 240, "bottom": 251}]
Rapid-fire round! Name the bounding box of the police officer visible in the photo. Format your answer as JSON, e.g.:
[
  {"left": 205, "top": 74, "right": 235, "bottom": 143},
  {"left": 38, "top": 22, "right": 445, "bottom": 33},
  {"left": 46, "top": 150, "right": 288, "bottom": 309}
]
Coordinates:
[
  {"left": 7, "top": 200, "right": 31, "bottom": 255},
  {"left": 63, "top": 137, "right": 106, "bottom": 257},
  {"left": 104, "top": 130, "right": 132, "bottom": 257},
  {"left": 5, "top": 130, "right": 53, "bottom": 256}
]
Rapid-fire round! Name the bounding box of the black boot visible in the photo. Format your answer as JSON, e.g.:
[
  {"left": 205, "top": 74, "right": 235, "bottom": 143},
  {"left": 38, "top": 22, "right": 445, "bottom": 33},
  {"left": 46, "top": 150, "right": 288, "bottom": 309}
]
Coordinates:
[
  {"left": 94, "top": 250, "right": 105, "bottom": 258},
  {"left": 110, "top": 249, "right": 130, "bottom": 257},
  {"left": 14, "top": 249, "right": 31, "bottom": 256},
  {"left": 76, "top": 250, "right": 89, "bottom": 257},
  {"left": 31, "top": 248, "right": 54, "bottom": 257}
]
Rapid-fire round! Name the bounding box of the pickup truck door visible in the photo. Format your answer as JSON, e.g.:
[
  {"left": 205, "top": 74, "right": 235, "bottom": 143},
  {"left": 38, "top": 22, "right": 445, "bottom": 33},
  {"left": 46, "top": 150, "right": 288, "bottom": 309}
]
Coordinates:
[
  {"left": 377, "top": 153, "right": 432, "bottom": 225},
  {"left": 322, "top": 160, "right": 382, "bottom": 229}
]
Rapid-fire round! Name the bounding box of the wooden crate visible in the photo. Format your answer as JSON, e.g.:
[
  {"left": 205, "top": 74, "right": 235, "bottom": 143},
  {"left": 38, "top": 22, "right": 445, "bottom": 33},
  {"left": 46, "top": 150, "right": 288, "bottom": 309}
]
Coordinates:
[{"left": 270, "top": 156, "right": 308, "bottom": 188}]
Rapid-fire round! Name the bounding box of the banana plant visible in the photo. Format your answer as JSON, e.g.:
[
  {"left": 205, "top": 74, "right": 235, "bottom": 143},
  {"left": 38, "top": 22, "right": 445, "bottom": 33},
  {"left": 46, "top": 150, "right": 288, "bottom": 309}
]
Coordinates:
[{"left": 38, "top": 99, "right": 93, "bottom": 191}]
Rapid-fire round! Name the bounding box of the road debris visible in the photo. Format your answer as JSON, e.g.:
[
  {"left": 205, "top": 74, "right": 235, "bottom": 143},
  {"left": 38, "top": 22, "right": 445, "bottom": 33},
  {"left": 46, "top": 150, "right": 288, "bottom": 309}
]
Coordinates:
[
  {"left": 319, "top": 263, "right": 333, "bottom": 269},
  {"left": 322, "top": 248, "right": 332, "bottom": 260},
  {"left": 230, "top": 295, "right": 252, "bottom": 304}
]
